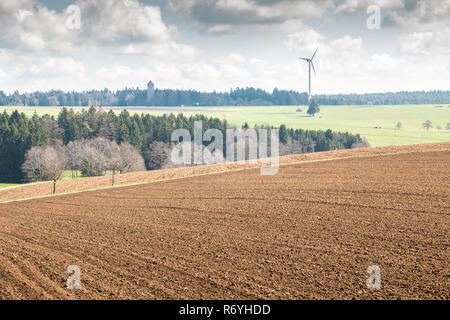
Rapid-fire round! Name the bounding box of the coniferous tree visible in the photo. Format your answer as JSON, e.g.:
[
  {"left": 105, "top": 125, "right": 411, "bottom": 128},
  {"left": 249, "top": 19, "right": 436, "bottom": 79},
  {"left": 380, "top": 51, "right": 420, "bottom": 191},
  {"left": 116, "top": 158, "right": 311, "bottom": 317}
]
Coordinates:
[
  {"left": 0, "top": 108, "right": 369, "bottom": 181},
  {"left": 307, "top": 100, "right": 320, "bottom": 117}
]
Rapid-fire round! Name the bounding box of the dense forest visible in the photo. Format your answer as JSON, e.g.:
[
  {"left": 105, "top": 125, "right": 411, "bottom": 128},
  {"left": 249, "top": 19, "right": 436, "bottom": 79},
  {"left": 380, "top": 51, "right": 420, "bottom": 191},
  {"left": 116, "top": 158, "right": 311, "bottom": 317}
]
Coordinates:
[
  {"left": 0, "top": 107, "right": 369, "bottom": 183},
  {"left": 0, "top": 88, "right": 449, "bottom": 107}
]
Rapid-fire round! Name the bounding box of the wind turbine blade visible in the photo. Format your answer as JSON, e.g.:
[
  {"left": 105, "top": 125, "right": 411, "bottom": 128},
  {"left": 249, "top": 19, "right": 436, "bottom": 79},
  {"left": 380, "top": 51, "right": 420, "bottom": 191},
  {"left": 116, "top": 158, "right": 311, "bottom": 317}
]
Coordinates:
[
  {"left": 311, "top": 47, "right": 319, "bottom": 60},
  {"left": 299, "top": 58, "right": 309, "bottom": 61},
  {"left": 311, "top": 62, "right": 317, "bottom": 75}
]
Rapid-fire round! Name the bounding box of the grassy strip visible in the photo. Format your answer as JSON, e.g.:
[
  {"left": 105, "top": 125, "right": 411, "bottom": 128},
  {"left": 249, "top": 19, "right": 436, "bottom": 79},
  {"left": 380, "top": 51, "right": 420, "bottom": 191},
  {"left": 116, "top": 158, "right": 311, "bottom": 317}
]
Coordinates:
[
  {"left": 0, "top": 184, "right": 18, "bottom": 188},
  {"left": 0, "top": 181, "right": 49, "bottom": 192}
]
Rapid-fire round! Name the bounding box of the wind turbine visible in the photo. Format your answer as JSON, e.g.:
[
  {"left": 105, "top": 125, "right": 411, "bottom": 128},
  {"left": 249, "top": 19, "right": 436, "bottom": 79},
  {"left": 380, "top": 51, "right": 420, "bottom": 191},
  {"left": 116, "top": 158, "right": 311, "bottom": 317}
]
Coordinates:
[{"left": 299, "top": 47, "right": 318, "bottom": 103}]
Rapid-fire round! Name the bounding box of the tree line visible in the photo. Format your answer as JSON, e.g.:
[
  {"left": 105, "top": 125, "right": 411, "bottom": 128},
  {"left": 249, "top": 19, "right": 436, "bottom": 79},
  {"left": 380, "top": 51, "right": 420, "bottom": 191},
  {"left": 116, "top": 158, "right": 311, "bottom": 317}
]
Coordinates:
[
  {"left": 421, "top": 120, "right": 450, "bottom": 133},
  {"left": 1, "top": 88, "right": 449, "bottom": 107},
  {"left": 0, "top": 107, "right": 370, "bottom": 183},
  {"left": 22, "top": 138, "right": 146, "bottom": 192}
]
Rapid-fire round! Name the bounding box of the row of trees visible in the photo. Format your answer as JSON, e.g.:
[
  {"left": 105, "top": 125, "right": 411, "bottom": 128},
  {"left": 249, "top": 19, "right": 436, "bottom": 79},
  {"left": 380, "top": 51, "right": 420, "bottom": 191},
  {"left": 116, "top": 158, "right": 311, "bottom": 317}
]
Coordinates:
[
  {"left": 1, "top": 88, "right": 449, "bottom": 107},
  {"left": 0, "top": 88, "right": 308, "bottom": 107},
  {"left": 22, "top": 138, "right": 145, "bottom": 192},
  {"left": 312, "top": 91, "right": 450, "bottom": 106},
  {"left": 0, "top": 107, "right": 370, "bottom": 183},
  {"left": 65, "top": 138, "right": 145, "bottom": 180},
  {"left": 395, "top": 121, "right": 450, "bottom": 133},
  {"left": 421, "top": 121, "right": 450, "bottom": 133}
]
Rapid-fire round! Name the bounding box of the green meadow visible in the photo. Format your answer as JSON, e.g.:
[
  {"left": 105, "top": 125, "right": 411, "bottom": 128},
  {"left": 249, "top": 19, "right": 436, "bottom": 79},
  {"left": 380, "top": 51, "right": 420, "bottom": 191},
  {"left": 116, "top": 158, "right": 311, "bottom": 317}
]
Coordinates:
[
  {"left": 61, "top": 170, "right": 115, "bottom": 180},
  {"left": 1, "top": 104, "right": 449, "bottom": 147}
]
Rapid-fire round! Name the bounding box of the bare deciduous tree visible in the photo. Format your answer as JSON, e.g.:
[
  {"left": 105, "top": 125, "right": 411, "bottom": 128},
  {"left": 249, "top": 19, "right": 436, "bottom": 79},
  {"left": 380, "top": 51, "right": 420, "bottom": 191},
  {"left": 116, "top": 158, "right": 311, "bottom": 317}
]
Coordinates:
[
  {"left": 422, "top": 120, "right": 433, "bottom": 133},
  {"left": 279, "top": 137, "right": 302, "bottom": 156},
  {"left": 144, "top": 141, "right": 172, "bottom": 170},
  {"left": 22, "top": 147, "right": 46, "bottom": 182},
  {"left": 119, "top": 142, "right": 146, "bottom": 174},
  {"left": 65, "top": 140, "right": 84, "bottom": 179},
  {"left": 395, "top": 121, "right": 402, "bottom": 137},
  {"left": 351, "top": 139, "right": 370, "bottom": 149},
  {"left": 80, "top": 144, "right": 107, "bottom": 177},
  {"left": 298, "top": 136, "right": 316, "bottom": 153},
  {"left": 79, "top": 137, "right": 113, "bottom": 178},
  {"left": 22, "top": 146, "right": 67, "bottom": 194},
  {"left": 58, "top": 137, "right": 147, "bottom": 182},
  {"left": 94, "top": 137, "right": 122, "bottom": 185},
  {"left": 43, "top": 147, "right": 67, "bottom": 194},
  {"left": 107, "top": 143, "right": 122, "bottom": 186}
]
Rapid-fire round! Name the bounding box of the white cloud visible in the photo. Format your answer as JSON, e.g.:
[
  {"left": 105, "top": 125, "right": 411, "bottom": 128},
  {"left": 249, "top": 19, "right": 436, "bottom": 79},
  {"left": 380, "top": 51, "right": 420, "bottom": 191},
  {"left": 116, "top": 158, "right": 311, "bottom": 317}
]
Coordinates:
[
  {"left": 331, "top": 35, "right": 362, "bottom": 51},
  {"left": 387, "top": 0, "right": 450, "bottom": 27},
  {"left": 0, "top": 67, "right": 7, "bottom": 81},
  {"left": 0, "top": 0, "right": 194, "bottom": 58},
  {"left": 207, "top": 24, "right": 234, "bottom": 34},
  {"left": 285, "top": 27, "right": 325, "bottom": 54},
  {"left": 77, "top": 1, "right": 171, "bottom": 44},
  {"left": 0, "top": 0, "right": 449, "bottom": 95},
  {"left": 335, "top": 0, "right": 404, "bottom": 14},
  {"left": 180, "top": 63, "right": 220, "bottom": 81},
  {"left": 0, "top": 49, "right": 10, "bottom": 63},
  {"left": 0, "top": 0, "right": 34, "bottom": 15},
  {"left": 282, "top": 25, "right": 450, "bottom": 94},
  {"left": 169, "top": 0, "right": 334, "bottom": 32},
  {"left": 399, "top": 32, "right": 434, "bottom": 55},
  {"left": 13, "top": 57, "right": 85, "bottom": 79},
  {"left": 399, "top": 26, "right": 450, "bottom": 55}
]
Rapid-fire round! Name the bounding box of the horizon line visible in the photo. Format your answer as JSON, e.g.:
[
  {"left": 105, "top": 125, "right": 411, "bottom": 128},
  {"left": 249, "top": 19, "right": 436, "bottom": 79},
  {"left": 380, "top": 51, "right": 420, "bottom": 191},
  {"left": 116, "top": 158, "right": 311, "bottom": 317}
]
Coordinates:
[{"left": 2, "top": 87, "right": 450, "bottom": 96}]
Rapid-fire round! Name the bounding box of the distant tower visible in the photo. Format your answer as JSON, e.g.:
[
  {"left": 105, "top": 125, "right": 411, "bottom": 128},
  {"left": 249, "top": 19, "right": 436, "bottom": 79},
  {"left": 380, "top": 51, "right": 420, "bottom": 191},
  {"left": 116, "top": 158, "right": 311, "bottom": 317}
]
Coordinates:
[{"left": 147, "top": 80, "right": 155, "bottom": 102}]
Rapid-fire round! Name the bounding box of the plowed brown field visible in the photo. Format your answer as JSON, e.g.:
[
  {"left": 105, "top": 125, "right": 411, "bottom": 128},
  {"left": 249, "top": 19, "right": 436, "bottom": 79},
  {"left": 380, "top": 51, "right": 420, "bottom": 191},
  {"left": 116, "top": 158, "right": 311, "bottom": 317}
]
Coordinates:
[
  {"left": 0, "top": 148, "right": 449, "bottom": 300},
  {"left": 2, "top": 142, "right": 449, "bottom": 204}
]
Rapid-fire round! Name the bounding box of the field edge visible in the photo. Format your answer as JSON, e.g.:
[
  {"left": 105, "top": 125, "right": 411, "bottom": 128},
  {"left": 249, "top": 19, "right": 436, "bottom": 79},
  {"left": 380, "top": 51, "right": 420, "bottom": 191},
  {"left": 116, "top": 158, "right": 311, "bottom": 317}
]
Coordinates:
[{"left": 1, "top": 142, "right": 449, "bottom": 204}]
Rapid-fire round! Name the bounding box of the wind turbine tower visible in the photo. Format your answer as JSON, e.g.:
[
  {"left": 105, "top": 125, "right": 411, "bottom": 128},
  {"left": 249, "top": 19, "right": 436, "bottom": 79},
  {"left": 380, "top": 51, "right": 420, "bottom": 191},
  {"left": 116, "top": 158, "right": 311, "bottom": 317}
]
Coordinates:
[{"left": 299, "top": 48, "right": 318, "bottom": 103}]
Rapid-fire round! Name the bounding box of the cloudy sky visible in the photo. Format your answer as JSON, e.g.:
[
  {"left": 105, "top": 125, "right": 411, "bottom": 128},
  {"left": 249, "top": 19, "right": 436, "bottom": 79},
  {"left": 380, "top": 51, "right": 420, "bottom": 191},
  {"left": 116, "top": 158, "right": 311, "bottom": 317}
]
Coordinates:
[{"left": 0, "top": 0, "right": 449, "bottom": 94}]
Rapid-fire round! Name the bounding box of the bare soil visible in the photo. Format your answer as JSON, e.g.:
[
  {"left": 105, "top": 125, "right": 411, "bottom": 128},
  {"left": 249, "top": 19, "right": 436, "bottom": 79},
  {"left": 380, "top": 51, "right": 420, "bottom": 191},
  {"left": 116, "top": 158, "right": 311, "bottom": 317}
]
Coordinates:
[{"left": 0, "top": 146, "right": 448, "bottom": 300}]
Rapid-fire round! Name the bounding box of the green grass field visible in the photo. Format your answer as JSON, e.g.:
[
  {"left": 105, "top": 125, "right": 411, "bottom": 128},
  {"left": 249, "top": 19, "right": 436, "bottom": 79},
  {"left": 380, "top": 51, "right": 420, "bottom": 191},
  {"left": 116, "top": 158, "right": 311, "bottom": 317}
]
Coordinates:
[
  {"left": 1, "top": 104, "right": 450, "bottom": 147},
  {"left": 0, "top": 171, "right": 116, "bottom": 189},
  {"left": 61, "top": 170, "right": 115, "bottom": 180}
]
